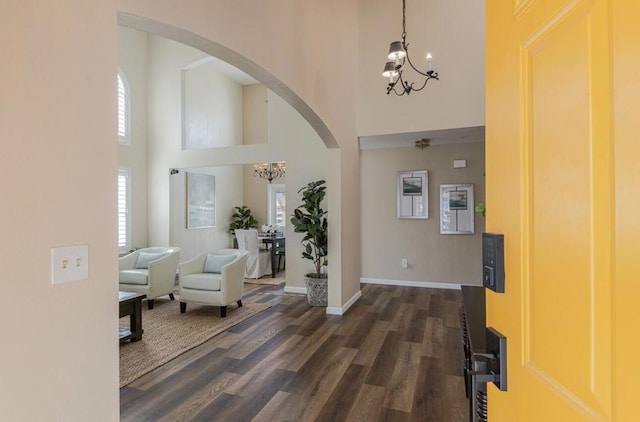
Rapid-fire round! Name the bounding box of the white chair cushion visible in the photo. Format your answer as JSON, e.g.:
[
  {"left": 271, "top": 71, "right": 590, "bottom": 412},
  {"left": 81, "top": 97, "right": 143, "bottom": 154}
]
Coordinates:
[
  {"left": 119, "top": 269, "right": 149, "bottom": 285},
  {"left": 135, "top": 252, "right": 167, "bottom": 269},
  {"left": 181, "top": 273, "right": 222, "bottom": 291},
  {"left": 203, "top": 254, "right": 236, "bottom": 274}
]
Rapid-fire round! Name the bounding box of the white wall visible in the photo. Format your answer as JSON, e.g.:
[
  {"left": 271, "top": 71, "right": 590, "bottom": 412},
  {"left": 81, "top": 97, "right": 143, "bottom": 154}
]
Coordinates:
[
  {"left": 183, "top": 60, "right": 243, "bottom": 149},
  {"left": 266, "top": 90, "right": 329, "bottom": 289},
  {"left": 243, "top": 84, "right": 267, "bottom": 145},
  {"left": 361, "top": 142, "right": 485, "bottom": 286},
  {"left": 170, "top": 166, "right": 243, "bottom": 261},
  {"left": 118, "top": 27, "right": 149, "bottom": 250},
  {"left": 0, "top": 1, "right": 119, "bottom": 420},
  {"left": 357, "top": 0, "right": 485, "bottom": 136}
]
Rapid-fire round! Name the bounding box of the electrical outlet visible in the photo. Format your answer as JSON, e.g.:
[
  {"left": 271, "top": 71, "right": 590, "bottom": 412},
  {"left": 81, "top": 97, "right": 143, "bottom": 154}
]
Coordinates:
[
  {"left": 402, "top": 258, "right": 408, "bottom": 269},
  {"left": 51, "top": 245, "right": 89, "bottom": 284}
]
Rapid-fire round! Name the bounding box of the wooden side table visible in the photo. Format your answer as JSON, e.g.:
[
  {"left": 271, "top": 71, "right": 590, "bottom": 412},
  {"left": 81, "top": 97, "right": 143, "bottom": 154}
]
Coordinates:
[{"left": 119, "top": 291, "right": 146, "bottom": 343}]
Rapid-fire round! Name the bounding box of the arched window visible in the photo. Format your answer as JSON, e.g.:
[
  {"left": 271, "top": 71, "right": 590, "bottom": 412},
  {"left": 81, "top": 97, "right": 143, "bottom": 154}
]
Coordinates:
[{"left": 117, "top": 69, "right": 131, "bottom": 146}]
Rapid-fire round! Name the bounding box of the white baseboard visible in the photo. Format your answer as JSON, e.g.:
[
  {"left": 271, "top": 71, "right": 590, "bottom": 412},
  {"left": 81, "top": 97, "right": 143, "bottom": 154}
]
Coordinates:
[
  {"left": 283, "top": 286, "right": 307, "bottom": 295},
  {"left": 360, "top": 277, "right": 461, "bottom": 290},
  {"left": 326, "top": 289, "right": 362, "bottom": 316}
]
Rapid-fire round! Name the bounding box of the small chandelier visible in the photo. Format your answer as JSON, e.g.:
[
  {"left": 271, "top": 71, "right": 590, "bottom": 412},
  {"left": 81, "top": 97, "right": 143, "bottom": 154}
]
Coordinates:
[
  {"left": 253, "top": 162, "right": 286, "bottom": 183},
  {"left": 415, "top": 138, "right": 430, "bottom": 150},
  {"left": 382, "top": 0, "right": 439, "bottom": 96}
]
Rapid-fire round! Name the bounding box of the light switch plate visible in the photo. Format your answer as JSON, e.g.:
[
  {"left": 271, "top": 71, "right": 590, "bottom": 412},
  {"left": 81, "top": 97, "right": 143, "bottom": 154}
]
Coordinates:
[{"left": 51, "top": 245, "right": 89, "bottom": 284}]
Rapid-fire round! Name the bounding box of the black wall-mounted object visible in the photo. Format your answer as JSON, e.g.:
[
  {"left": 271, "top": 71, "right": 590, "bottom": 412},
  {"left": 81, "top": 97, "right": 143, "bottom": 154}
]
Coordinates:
[
  {"left": 462, "top": 287, "right": 508, "bottom": 421},
  {"left": 482, "top": 233, "right": 505, "bottom": 293}
]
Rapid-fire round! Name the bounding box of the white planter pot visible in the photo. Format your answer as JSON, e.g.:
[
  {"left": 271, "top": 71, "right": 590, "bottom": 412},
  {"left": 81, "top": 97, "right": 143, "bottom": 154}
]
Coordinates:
[{"left": 304, "top": 274, "right": 328, "bottom": 307}]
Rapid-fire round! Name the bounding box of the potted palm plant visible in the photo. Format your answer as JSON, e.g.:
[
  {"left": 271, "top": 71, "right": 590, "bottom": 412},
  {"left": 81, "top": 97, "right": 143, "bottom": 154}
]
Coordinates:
[{"left": 290, "top": 180, "right": 328, "bottom": 306}]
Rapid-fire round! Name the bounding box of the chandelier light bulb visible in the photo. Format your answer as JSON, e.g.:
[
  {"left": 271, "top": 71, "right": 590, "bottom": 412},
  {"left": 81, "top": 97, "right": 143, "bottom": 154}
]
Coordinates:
[{"left": 426, "top": 53, "right": 433, "bottom": 71}]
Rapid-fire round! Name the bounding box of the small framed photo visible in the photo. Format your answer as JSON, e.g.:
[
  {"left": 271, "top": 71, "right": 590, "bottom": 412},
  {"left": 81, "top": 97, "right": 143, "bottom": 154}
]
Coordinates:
[
  {"left": 440, "top": 184, "right": 474, "bottom": 234},
  {"left": 397, "top": 170, "right": 428, "bottom": 219}
]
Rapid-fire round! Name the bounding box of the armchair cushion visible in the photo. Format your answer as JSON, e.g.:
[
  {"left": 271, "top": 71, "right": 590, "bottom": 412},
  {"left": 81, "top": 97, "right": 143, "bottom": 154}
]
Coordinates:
[
  {"left": 203, "top": 254, "right": 236, "bottom": 274},
  {"left": 119, "top": 269, "right": 149, "bottom": 285},
  {"left": 135, "top": 252, "right": 167, "bottom": 269},
  {"left": 181, "top": 273, "right": 222, "bottom": 291}
]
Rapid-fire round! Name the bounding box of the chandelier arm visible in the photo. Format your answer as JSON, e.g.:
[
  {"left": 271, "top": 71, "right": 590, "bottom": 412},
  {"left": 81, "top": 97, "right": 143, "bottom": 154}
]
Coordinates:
[
  {"left": 402, "top": 45, "right": 431, "bottom": 78},
  {"left": 390, "top": 84, "right": 406, "bottom": 96},
  {"left": 405, "top": 74, "right": 435, "bottom": 93}
]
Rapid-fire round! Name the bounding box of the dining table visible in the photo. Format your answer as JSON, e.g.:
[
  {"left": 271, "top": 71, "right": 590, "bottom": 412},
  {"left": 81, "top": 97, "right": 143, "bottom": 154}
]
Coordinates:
[{"left": 258, "top": 233, "right": 285, "bottom": 278}]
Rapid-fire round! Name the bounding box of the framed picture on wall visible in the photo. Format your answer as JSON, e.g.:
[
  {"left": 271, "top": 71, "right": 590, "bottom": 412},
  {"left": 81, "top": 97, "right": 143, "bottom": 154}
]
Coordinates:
[
  {"left": 440, "top": 184, "right": 474, "bottom": 234},
  {"left": 186, "top": 172, "right": 215, "bottom": 229},
  {"left": 397, "top": 170, "right": 428, "bottom": 219}
]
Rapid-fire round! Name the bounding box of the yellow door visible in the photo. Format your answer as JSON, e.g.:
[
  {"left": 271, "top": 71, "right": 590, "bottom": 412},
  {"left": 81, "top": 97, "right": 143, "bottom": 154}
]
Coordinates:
[{"left": 486, "top": 1, "right": 640, "bottom": 420}]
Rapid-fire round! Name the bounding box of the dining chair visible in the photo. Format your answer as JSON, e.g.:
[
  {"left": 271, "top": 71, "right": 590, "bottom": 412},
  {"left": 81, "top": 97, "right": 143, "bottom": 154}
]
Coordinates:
[{"left": 235, "top": 229, "right": 272, "bottom": 278}]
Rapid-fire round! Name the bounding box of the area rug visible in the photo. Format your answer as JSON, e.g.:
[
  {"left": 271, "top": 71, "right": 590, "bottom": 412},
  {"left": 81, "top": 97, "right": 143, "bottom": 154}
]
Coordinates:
[
  {"left": 244, "top": 275, "right": 285, "bottom": 286},
  {"left": 119, "top": 299, "right": 270, "bottom": 387}
]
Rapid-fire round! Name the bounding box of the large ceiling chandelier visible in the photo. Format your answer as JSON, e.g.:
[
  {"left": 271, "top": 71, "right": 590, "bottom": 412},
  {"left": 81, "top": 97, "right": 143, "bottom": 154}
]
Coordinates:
[
  {"left": 253, "top": 162, "right": 286, "bottom": 183},
  {"left": 382, "top": 0, "right": 439, "bottom": 96}
]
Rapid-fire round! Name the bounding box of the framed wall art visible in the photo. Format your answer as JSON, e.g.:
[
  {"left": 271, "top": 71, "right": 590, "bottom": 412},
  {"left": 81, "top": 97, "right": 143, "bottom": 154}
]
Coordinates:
[
  {"left": 440, "top": 184, "right": 474, "bottom": 234},
  {"left": 186, "top": 172, "right": 215, "bottom": 229},
  {"left": 397, "top": 170, "right": 428, "bottom": 219}
]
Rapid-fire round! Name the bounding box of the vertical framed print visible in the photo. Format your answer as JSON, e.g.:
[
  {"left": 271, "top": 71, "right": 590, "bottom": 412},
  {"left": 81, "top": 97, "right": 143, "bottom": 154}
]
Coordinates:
[
  {"left": 440, "top": 184, "right": 474, "bottom": 234},
  {"left": 397, "top": 170, "right": 428, "bottom": 219},
  {"left": 186, "top": 172, "right": 215, "bottom": 229}
]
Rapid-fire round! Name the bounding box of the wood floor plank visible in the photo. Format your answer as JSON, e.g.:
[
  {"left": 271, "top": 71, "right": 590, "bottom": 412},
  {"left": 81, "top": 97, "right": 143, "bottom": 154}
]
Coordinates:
[
  {"left": 421, "top": 316, "right": 444, "bottom": 359},
  {"left": 224, "top": 334, "right": 304, "bottom": 396},
  {"left": 120, "top": 283, "right": 469, "bottom": 422},
  {"left": 315, "top": 363, "right": 368, "bottom": 422},
  {"left": 340, "top": 310, "right": 379, "bottom": 349},
  {"left": 382, "top": 341, "right": 423, "bottom": 413},
  {"left": 426, "top": 293, "right": 444, "bottom": 317},
  {"left": 345, "top": 384, "right": 386, "bottom": 422},
  {"left": 294, "top": 346, "right": 359, "bottom": 421},
  {"left": 380, "top": 296, "right": 402, "bottom": 321},
  {"left": 121, "top": 352, "right": 240, "bottom": 421},
  {"left": 410, "top": 356, "right": 442, "bottom": 422},
  {"left": 154, "top": 371, "right": 241, "bottom": 422},
  {"left": 405, "top": 308, "right": 428, "bottom": 343},
  {"left": 391, "top": 302, "right": 416, "bottom": 332},
  {"left": 277, "top": 317, "right": 340, "bottom": 372},
  {"left": 380, "top": 408, "right": 411, "bottom": 422},
  {"left": 351, "top": 319, "right": 392, "bottom": 367},
  {"left": 365, "top": 330, "right": 402, "bottom": 386},
  {"left": 250, "top": 391, "right": 291, "bottom": 422},
  {"left": 228, "top": 324, "right": 299, "bottom": 375},
  {"left": 444, "top": 374, "right": 469, "bottom": 422}
]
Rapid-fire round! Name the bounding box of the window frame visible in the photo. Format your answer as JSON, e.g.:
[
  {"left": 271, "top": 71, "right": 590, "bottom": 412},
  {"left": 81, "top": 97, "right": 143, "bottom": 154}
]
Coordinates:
[
  {"left": 117, "top": 68, "right": 131, "bottom": 146},
  {"left": 118, "top": 167, "right": 131, "bottom": 254},
  {"left": 267, "top": 184, "right": 286, "bottom": 228}
]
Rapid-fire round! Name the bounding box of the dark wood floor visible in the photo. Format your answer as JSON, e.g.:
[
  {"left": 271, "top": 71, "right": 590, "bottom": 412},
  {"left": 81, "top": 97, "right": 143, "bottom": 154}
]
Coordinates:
[{"left": 120, "top": 282, "right": 468, "bottom": 422}]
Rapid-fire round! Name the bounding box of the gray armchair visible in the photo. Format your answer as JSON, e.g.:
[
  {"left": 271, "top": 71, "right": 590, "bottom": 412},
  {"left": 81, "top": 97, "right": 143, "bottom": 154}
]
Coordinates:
[
  {"left": 178, "top": 249, "right": 248, "bottom": 317},
  {"left": 119, "top": 247, "right": 181, "bottom": 309}
]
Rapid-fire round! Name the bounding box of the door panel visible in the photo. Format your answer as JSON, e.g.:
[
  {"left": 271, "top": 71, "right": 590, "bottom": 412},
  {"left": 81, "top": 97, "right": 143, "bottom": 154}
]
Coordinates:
[{"left": 485, "top": 0, "right": 637, "bottom": 420}]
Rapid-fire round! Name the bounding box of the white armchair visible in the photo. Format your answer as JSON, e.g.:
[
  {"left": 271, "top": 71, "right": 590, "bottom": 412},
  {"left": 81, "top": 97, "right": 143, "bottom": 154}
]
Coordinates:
[
  {"left": 235, "top": 229, "right": 271, "bottom": 279},
  {"left": 178, "top": 249, "right": 249, "bottom": 317},
  {"left": 119, "top": 247, "right": 181, "bottom": 310}
]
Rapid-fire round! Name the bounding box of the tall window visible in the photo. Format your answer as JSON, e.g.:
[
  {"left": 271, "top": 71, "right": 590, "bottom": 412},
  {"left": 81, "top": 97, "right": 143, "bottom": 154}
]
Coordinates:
[
  {"left": 118, "top": 167, "right": 131, "bottom": 254},
  {"left": 117, "top": 69, "right": 131, "bottom": 146},
  {"left": 268, "top": 184, "right": 286, "bottom": 227}
]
